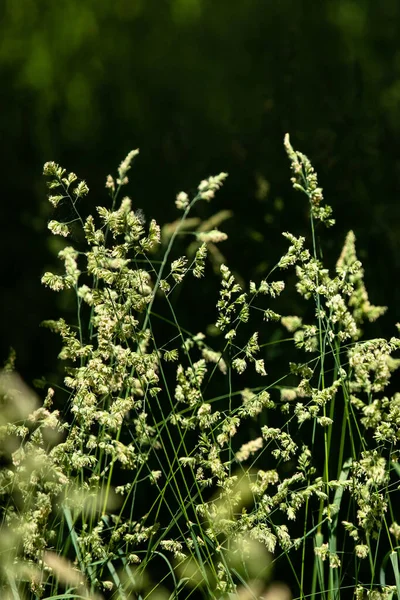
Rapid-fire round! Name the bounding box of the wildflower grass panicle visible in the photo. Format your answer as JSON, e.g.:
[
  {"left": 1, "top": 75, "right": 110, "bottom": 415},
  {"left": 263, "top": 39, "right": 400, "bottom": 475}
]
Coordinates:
[{"left": 0, "top": 136, "right": 399, "bottom": 600}]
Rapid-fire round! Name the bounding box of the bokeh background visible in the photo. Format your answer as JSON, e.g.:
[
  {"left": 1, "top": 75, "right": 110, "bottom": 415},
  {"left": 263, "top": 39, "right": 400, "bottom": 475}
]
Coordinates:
[{"left": 2, "top": 0, "right": 400, "bottom": 385}]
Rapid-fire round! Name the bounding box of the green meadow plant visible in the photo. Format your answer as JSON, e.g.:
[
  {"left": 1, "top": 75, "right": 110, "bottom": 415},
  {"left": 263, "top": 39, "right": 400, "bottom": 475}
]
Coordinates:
[{"left": 1, "top": 137, "right": 400, "bottom": 600}]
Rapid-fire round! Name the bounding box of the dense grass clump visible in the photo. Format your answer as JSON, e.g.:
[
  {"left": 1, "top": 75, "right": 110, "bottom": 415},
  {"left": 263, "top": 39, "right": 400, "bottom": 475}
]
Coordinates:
[{"left": 1, "top": 137, "right": 399, "bottom": 600}]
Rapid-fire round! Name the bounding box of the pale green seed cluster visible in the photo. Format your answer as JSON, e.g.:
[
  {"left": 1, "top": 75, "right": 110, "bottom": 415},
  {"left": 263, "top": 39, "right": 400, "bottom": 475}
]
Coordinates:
[{"left": 1, "top": 141, "right": 399, "bottom": 599}]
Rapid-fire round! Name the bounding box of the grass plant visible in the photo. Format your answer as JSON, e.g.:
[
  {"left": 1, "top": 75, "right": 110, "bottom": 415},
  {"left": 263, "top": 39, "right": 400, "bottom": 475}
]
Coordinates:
[{"left": 1, "top": 136, "right": 399, "bottom": 600}]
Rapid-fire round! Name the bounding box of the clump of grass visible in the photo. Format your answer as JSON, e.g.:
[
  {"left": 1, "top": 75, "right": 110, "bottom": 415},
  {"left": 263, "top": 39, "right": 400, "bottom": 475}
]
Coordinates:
[{"left": 1, "top": 137, "right": 399, "bottom": 600}]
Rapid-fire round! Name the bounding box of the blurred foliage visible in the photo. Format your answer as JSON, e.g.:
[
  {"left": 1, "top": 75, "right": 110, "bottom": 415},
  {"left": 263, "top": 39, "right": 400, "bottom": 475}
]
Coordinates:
[{"left": 1, "top": 0, "right": 400, "bottom": 383}]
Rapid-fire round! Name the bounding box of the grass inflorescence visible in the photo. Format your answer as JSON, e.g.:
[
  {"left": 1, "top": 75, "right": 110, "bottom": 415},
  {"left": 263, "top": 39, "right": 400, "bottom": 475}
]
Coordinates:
[{"left": 1, "top": 137, "right": 399, "bottom": 600}]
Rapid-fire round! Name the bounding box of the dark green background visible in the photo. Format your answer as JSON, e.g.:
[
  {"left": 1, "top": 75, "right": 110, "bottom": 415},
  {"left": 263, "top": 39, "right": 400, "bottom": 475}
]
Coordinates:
[{"left": 2, "top": 0, "right": 400, "bottom": 384}]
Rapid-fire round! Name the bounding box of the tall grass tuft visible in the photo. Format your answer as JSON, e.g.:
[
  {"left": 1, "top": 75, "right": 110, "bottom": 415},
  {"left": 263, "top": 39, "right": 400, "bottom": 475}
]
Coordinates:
[{"left": 1, "top": 137, "right": 399, "bottom": 600}]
